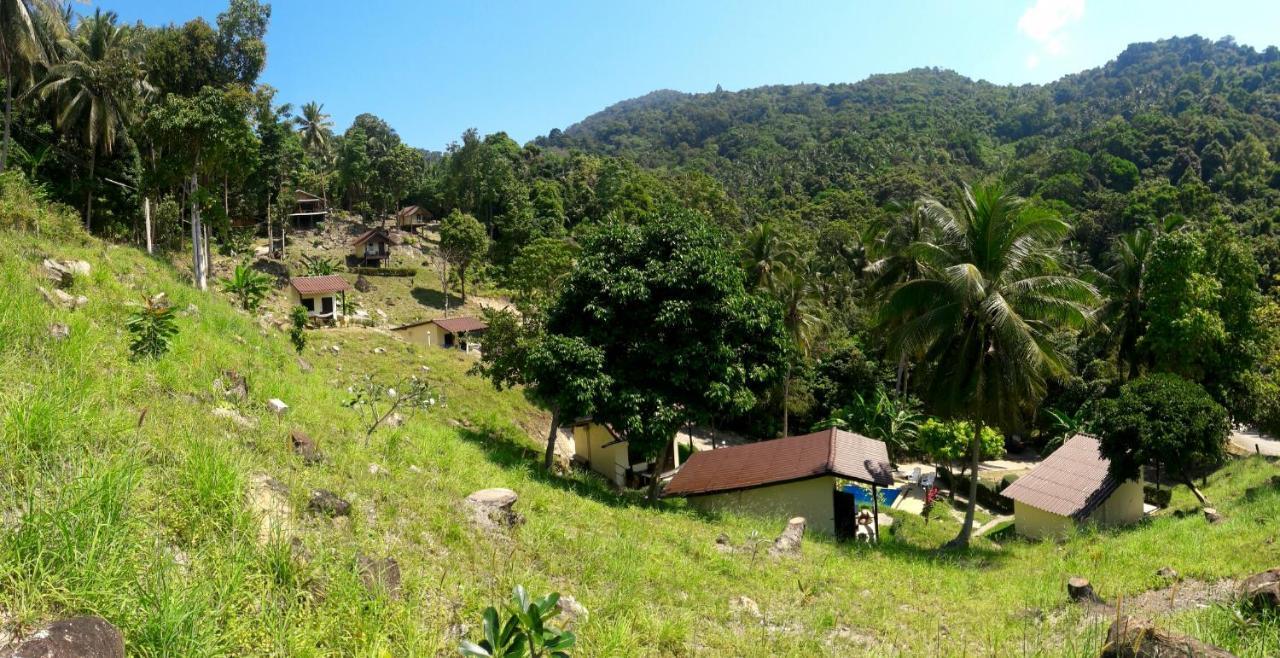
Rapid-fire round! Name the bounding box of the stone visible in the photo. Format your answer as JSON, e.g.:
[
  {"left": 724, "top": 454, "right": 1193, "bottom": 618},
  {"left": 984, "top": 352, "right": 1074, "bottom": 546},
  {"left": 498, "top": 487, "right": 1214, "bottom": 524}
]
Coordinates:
[
  {"left": 39, "top": 286, "right": 84, "bottom": 310},
  {"left": 354, "top": 274, "right": 373, "bottom": 292},
  {"left": 215, "top": 370, "right": 248, "bottom": 402},
  {"left": 268, "top": 398, "right": 289, "bottom": 416},
  {"left": 1067, "top": 577, "right": 1103, "bottom": 604},
  {"left": 408, "top": 465, "right": 422, "bottom": 473},
  {"left": 1100, "top": 616, "right": 1236, "bottom": 657},
  {"left": 64, "top": 260, "right": 91, "bottom": 277},
  {"left": 48, "top": 323, "right": 70, "bottom": 340},
  {"left": 289, "top": 429, "right": 321, "bottom": 464},
  {"left": 768, "top": 517, "right": 806, "bottom": 557},
  {"left": 212, "top": 406, "right": 257, "bottom": 429},
  {"left": 375, "top": 309, "right": 387, "bottom": 319},
  {"left": 1203, "top": 507, "right": 1224, "bottom": 524},
  {"left": 247, "top": 473, "right": 292, "bottom": 545},
  {"left": 373, "top": 347, "right": 386, "bottom": 354},
  {"left": 39, "top": 258, "right": 73, "bottom": 288},
  {"left": 3, "top": 615, "right": 124, "bottom": 658},
  {"left": 729, "top": 595, "right": 762, "bottom": 620},
  {"left": 328, "top": 345, "right": 341, "bottom": 354},
  {"left": 183, "top": 303, "right": 200, "bottom": 316},
  {"left": 1240, "top": 567, "right": 1280, "bottom": 611},
  {"left": 385, "top": 412, "right": 404, "bottom": 428},
  {"left": 308, "top": 489, "right": 351, "bottom": 517},
  {"left": 465, "top": 488, "right": 523, "bottom": 530},
  {"left": 296, "top": 357, "right": 313, "bottom": 373},
  {"left": 1156, "top": 567, "right": 1179, "bottom": 580},
  {"left": 556, "top": 595, "right": 589, "bottom": 628},
  {"left": 367, "top": 463, "right": 387, "bottom": 477},
  {"left": 355, "top": 553, "right": 402, "bottom": 599}
]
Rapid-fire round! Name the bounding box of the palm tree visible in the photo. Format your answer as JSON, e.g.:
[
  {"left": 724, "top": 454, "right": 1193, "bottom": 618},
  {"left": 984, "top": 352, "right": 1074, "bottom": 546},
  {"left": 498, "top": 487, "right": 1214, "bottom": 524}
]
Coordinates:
[
  {"left": 1092, "top": 216, "right": 1183, "bottom": 380},
  {"left": 773, "top": 261, "right": 824, "bottom": 437},
  {"left": 34, "top": 8, "right": 149, "bottom": 229},
  {"left": 865, "top": 201, "right": 940, "bottom": 393},
  {"left": 740, "top": 221, "right": 792, "bottom": 292},
  {"left": 880, "top": 183, "right": 1098, "bottom": 549},
  {"left": 0, "top": 0, "right": 54, "bottom": 172},
  {"left": 294, "top": 101, "right": 333, "bottom": 156}
]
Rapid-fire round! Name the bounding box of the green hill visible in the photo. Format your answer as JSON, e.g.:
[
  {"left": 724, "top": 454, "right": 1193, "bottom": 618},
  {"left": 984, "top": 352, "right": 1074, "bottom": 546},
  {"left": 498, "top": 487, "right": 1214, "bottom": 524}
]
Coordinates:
[{"left": 2, "top": 181, "right": 1279, "bottom": 656}]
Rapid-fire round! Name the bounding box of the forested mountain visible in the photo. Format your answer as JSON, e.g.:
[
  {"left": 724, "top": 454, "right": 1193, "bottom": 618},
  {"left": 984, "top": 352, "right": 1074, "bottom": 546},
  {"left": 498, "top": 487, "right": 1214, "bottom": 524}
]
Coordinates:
[{"left": 539, "top": 36, "right": 1280, "bottom": 278}]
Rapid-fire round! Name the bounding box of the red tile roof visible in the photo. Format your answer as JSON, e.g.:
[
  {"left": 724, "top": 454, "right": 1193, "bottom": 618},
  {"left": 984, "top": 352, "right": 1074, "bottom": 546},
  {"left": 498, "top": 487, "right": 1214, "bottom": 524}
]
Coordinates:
[
  {"left": 1001, "top": 434, "right": 1121, "bottom": 520},
  {"left": 392, "top": 316, "right": 488, "bottom": 333},
  {"left": 289, "top": 275, "right": 351, "bottom": 295},
  {"left": 663, "top": 428, "right": 892, "bottom": 497}
]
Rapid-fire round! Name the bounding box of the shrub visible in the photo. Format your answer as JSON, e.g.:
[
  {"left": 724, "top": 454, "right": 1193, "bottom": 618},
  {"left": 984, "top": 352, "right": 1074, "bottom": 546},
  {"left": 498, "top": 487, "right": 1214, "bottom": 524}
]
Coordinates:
[
  {"left": 349, "top": 266, "right": 416, "bottom": 277},
  {"left": 1144, "top": 484, "right": 1172, "bottom": 508},
  {"left": 289, "top": 306, "right": 308, "bottom": 354},
  {"left": 301, "top": 254, "right": 338, "bottom": 276},
  {"left": 221, "top": 263, "right": 272, "bottom": 311},
  {"left": 460, "top": 585, "right": 575, "bottom": 658},
  {"left": 127, "top": 295, "right": 179, "bottom": 360},
  {"left": 999, "top": 473, "right": 1020, "bottom": 492}
]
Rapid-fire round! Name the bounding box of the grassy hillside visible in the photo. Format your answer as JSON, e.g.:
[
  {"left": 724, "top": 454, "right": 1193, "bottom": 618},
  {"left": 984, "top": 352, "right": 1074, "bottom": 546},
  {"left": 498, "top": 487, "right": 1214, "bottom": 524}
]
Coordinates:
[{"left": 2, "top": 219, "right": 1280, "bottom": 656}]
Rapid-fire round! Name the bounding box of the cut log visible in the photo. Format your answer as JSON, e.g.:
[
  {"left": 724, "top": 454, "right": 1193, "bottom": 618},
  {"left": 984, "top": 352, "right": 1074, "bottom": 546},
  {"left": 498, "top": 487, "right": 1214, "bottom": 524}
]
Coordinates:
[
  {"left": 1067, "top": 577, "right": 1103, "bottom": 604},
  {"left": 1100, "top": 616, "right": 1236, "bottom": 657}
]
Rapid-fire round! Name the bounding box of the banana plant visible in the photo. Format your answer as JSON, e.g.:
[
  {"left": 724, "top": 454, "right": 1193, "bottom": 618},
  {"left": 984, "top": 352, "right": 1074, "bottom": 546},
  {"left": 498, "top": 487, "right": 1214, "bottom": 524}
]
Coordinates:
[{"left": 460, "top": 586, "right": 575, "bottom": 658}]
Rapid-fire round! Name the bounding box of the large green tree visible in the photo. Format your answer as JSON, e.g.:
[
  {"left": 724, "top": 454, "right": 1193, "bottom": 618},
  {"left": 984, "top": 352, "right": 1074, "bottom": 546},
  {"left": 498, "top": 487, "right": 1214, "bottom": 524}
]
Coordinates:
[
  {"left": 439, "top": 208, "right": 488, "bottom": 304},
  {"left": 881, "top": 183, "right": 1098, "bottom": 548}
]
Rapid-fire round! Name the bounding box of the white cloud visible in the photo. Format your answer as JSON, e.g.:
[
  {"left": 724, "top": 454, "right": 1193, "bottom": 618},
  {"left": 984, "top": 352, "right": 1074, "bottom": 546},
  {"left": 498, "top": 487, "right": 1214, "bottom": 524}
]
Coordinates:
[{"left": 1018, "top": 0, "right": 1084, "bottom": 68}]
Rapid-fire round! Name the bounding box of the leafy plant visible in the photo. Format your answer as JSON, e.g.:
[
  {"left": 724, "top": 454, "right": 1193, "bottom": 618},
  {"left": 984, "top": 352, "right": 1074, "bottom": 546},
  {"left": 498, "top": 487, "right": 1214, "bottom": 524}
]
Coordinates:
[
  {"left": 301, "top": 254, "right": 338, "bottom": 276},
  {"left": 1041, "top": 407, "right": 1085, "bottom": 455},
  {"left": 344, "top": 375, "right": 439, "bottom": 441},
  {"left": 289, "top": 306, "right": 308, "bottom": 354},
  {"left": 221, "top": 262, "right": 272, "bottom": 311},
  {"left": 460, "top": 586, "right": 575, "bottom": 658},
  {"left": 217, "top": 228, "right": 255, "bottom": 256},
  {"left": 819, "top": 387, "right": 921, "bottom": 459},
  {"left": 126, "top": 294, "right": 179, "bottom": 360}
]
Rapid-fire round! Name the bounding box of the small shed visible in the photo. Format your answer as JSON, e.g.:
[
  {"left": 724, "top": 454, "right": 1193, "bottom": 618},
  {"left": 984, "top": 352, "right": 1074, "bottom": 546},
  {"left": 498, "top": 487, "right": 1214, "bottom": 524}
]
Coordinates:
[
  {"left": 289, "top": 190, "right": 328, "bottom": 228},
  {"left": 350, "top": 227, "right": 400, "bottom": 267},
  {"left": 1001, "top": 434, "right": 1144, "bottom": 539},
  {"left": 394, "top": 205, "right": 431, "bottom": 231},
  {"left": 391, "top": 316, "right": 487, "bottom": 352},
  {"left": 568, "top": 419, "right": 683, "bottom": 489},
  {"left": 289, "top": 275, "right": 350, "bottom": 324},
  {"left": 663, "top": 428, "right": 893, "bottom": 538}
]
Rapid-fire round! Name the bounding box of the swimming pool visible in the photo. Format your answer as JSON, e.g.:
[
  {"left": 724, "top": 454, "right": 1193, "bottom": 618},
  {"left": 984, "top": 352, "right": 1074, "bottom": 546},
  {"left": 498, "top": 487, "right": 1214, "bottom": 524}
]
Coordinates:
[{"left": 842, "top": 484, "right": 901, "bottom": 507}]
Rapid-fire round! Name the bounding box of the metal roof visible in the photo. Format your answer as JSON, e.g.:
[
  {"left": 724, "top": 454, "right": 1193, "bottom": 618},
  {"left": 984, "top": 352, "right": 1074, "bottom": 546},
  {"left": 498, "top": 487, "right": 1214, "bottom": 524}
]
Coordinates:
[
  {"left": 289, "top": 275, "right": 351, "bottom": 295},
  {"left": 392, "top": 316, "right": 488, "bottom": 333},
  {"left": 1001, "top": 434, "right": 1122, "bottom": 520},
  {"left": 663, "top": 428, "right": 893, "bottom": 497}
]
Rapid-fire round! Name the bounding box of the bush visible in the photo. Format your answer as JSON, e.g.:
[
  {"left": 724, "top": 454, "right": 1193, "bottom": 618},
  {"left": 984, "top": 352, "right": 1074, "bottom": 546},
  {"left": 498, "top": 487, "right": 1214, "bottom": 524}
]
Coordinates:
[
  {"left": 0, "top": 170, "right": 83, "bottom": 240},
  {"left": 999, "top": 473, "right": 1020, "bottom": 492},
  {"left": 349, "top": 266, "right": 416, "bottom": 277},
  {"left": 939, "top": 468, "right": 1014, "bottom": 514},
  {"left": 460, "top": 585, "right": 575, "bottom": 658},
  {"left": 127, "top": 295, "right": 179, "bottom": 360},
  {"left": 289, "top": 306, "right": 308, "bottom": 354},
  {"left": 221, "top": 262, "right": 272, "bottom": 311},
  {"left": 1144, "top": 484, "right": 1172, "bottom": 508},
  {"left": 301, "top": 254, "right": 338, "bottom": 276}
]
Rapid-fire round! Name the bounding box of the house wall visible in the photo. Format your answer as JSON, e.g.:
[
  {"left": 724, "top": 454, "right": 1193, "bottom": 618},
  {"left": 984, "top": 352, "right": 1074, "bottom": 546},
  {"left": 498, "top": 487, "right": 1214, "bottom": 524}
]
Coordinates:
[
  {"left": 395, "top": 323, "right": 445, "bottom": 348},
  {"left": 1086, "top": 479, "right": 1144, "bottom": 527},
  {"left": 1013, "top": 500, "right": 1075, "bottom": 539},
  {"left": 571, "top": 423, "right": 629, "bottom": 486},
  {"left": 690, "top": 476, "right": 839, "bottom": 536},
  {"left": 288, "top": 289, "right": 340, "bottom": 319}
]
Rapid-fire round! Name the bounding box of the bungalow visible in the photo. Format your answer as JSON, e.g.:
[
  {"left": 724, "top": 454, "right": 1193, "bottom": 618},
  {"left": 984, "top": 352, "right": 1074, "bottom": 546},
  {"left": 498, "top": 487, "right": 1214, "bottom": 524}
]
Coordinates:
[
  {"left": 289, "top": 275, "right": 350, "bottom": 324},
  {"left": 568, "top": 419, "right": 684, "bottom": 489},
  {"left": 663, "top": 428, "right": 893, "bottom": 538},
  {"left": 350, "top": 227, "right": 400, "bottom": 267},
  {"left": 289, "top": 190, "right": 328, "bottom": 228},
  {"left": 1001, "top": 434, "right": 1144, "bottom": 539},
  {"left": 394, "top": 205, "right": 431, "bottom": 231},
  {"left": 391, "top": 316, "right": 487, "bottom": 352}
]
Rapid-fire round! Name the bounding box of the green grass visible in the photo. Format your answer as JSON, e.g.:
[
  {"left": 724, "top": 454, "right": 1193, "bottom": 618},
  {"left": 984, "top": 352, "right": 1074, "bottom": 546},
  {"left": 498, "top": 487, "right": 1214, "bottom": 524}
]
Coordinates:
[{"left": 2, "top": 225, "right": 1279, "bottom": 656}]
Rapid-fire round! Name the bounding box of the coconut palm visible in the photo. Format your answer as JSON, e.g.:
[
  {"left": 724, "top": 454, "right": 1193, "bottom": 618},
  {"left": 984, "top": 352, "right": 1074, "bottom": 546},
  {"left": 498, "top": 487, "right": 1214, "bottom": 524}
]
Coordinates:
[
  {"left": 773, "top": 261, "right": 824, "bottom": 437},
  {"left": 0, "top": 0, "right": 56, "bottom": 172},
  {"left": 34, "top": 8, "right": 149, "bottom": 228},
  {"left": 294, "top": 101, "right": 333, "bottom": 156},
  {"left": 880, "top": 182, "right": 1098, "bottom": 549},
  {"left": 865, "top": 201, "right": 941, "bottom": 393},
  {"left": 740, "top": 221, "right": 792, "bottom": 292}
]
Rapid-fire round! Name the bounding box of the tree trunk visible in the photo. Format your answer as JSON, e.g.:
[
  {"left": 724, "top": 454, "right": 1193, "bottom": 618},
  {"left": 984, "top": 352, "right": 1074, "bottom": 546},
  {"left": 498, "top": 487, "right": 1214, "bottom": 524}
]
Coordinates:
[
  {"left": 781, "top": 362, "right": 791, "bottom": 437},
  {"left": 1181, "top": 471, "right": 1210, "bottom": 507},
  {"left": 895, "top": 353, "right": 907, "bottom": 395},
  {"left": 144, "top": 197, "right": 153, "bottom": 254},
  {"left": 945, "top": 422, "right": 982, "bottom": 549},
  {"left": 85, "top": 153, "right": 96, "bottom": 232},
  {"left": 647, "top": 437, "right": 673, "bottom": 503},
  {"left": 190, "top": 173, "right": 206, "bottom": 291},
  {"left": 460, "top": 265, "right": 468, "bottom": 304},
  {"left": 1, "top": 63, "right": 11, "bottom": 174},
  {"left": 542, "top": 407, "right": 561, "bottom": 471}
]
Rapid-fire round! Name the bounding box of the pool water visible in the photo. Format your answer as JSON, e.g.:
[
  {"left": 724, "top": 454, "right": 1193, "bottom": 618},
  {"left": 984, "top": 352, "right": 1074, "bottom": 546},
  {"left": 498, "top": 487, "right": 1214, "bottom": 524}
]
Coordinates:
[{"left": 842, "top": 484, "right": 901, "bottom": 507}]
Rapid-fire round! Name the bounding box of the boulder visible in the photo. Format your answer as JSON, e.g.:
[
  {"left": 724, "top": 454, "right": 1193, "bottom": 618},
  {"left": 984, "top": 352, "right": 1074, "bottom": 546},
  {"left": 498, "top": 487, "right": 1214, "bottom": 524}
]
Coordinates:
[
  {"left": 768, "top": 517, "right": 806, "bottom": 557},
  {"left": 48, "top": 323, "right": 70, "bottom": 341},
  {"left": 465, "top": 488, "right": 523, "bottom": 530},
  {"left": 355, "top": 554, "right": 402, "bottom": 599},
  {"left": 354, "top": 274, "right": 373, "bottom": 292},
  {"left": 308, "top": 489, "right": 350, "bottom": 517},
  {"left": 1100, "top": 616, "right": 1236, "bottom": 657},
  {"left": 1239, "top": 568, "right": 1280, "bottom": 611},
  {"left": 289, "top": 429, "right": 321, "bottom": 464},
  {"left": 3, "top": 616, "right": 124, "bottom": 658},
  {"left": 38, "top": 259, "right": 73, "bottom": 288},
  {"left": 247, "top": 473, "right": 292, "bottom": 545},
  {"left": 268, "top": 398, "right": 289, "bottom": 416}
]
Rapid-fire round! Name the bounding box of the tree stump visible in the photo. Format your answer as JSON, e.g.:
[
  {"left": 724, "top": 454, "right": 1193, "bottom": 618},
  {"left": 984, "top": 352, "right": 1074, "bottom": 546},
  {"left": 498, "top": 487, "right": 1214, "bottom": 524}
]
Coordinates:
[
  {"left": 465, "top": 488, "right": 523, "bottom": 530},
  {"left": 1100, "top": 616, "right": 1236, "bottom": 657},
  {"left": 1067, "top": 577, "right": 1103, "bottom": 604},
  {"left": 1240, "top": 568, "right": 1280, "bottom": 611},
  {"left": 1203, "top": 507, "right": 1224, "bottom": 524},
  {"left": 768, "top": 517, "right": 806, "bottom": 557}
]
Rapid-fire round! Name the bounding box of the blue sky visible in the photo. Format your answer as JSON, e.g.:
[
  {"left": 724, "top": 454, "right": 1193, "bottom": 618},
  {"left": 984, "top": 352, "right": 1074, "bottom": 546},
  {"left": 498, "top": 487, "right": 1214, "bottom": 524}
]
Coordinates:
[{"left": 100, "top": 0, "right": 1280, "bottom": 152}]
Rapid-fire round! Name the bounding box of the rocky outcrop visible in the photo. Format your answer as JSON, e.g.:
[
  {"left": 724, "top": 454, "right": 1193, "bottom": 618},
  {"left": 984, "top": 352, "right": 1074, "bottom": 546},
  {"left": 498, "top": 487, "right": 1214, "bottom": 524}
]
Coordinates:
[{"left": 2, "top": 616, "right": 123, "bottom": 658}]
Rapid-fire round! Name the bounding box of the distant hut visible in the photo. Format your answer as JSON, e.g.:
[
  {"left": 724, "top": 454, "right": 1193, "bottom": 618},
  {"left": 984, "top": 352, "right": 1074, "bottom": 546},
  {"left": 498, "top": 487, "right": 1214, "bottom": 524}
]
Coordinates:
[
  {"left": 288, "top": 275, "right": 350, "bottom": 324},
  {"left": 350, "top": 227, "right": 400, "bottom": 267},
  {"left": 391, "top": 316, "right": 488, "bottom": 353},
  {"left": 1002, "top": 434, "right": 1144, "bottom": 539},
  {"left": 289, "top": 190, "right": 328, "bottom": 229},
  {"left": 393, "top": 205, "right": 431, "bottom": 232}
]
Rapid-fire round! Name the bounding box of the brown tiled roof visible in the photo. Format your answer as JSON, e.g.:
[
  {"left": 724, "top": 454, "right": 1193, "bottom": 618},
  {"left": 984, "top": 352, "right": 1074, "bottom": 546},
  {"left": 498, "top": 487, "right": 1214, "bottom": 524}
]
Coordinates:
[
  {"left": 663, "top": 428, "right": 892, "bottom": 497},
  {"left": 290, "top": 275, "right": 351, "bottom": 295},
  {"left": 392, "top": 316, "right": 487, "bottom": 333},
  {"left": 1001, "top": 434, "right": 1120, "bottom": 520}
]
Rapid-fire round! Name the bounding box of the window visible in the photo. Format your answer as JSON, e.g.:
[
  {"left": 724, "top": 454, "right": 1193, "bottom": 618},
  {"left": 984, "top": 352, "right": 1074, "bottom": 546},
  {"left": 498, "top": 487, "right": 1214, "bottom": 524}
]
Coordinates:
[{"left": 301, "top": 297, "right": 315, "bottom": 312}]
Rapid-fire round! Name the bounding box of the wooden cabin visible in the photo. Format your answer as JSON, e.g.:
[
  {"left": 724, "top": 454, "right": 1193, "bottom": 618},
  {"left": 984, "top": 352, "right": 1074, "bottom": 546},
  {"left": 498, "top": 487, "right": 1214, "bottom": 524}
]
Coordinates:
[
  {"left": 288, "top": 275, "right": 350, "bottom": 324},
  {"left": 394, "top": 206, "right": 431, "bottom": 231},
  {"left": 289, "top": 190, "right": 328, "bottom": 229},
  {"left": 350, "top": 228, "right": 399, "bottom": 267}
]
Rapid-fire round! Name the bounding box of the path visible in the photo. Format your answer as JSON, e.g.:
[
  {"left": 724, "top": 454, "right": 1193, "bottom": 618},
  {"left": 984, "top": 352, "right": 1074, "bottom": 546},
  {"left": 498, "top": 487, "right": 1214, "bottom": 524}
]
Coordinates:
[{"left": 1230, "top": 425, "right": 1280, "bottom": 457}]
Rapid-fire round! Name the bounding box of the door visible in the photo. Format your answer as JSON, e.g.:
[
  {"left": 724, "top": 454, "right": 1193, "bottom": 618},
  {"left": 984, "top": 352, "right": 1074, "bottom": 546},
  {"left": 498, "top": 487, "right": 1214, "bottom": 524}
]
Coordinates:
[
  {"left": 833, "top": 489, "right": 857, "bottom": 541},
  {"left": 321, "top": 296, "right": 334, "bottom": 315}
]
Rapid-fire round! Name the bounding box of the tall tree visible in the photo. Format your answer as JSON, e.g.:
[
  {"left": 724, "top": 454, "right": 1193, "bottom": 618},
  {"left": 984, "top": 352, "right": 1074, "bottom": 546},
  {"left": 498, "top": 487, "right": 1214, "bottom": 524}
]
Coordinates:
[
  {"left": 294, "top": 100, "right": 332, "bottom": 156},
  {"left": 881, "top": 183, "right": 1098, "bottom": 548},
  {"left": 740, "top": 221, "right": 792, "bottom": 292},
  {"left": 773, "top": 261, "right": 823, "bottom": 437},
  {"left": 439, "top": 208, "right": 488, "bottom": 304},
  {"left": 0, "top": 0, "right": 49, "bottom": 172}
]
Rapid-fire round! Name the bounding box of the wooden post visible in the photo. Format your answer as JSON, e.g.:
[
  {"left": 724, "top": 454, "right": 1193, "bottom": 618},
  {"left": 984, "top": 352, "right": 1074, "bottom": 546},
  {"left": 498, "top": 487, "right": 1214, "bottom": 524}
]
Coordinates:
[
  {"left": 871, "top": 484, "right": 880, "bottom": 543},
  {"left": 144, "top": 197, "right": 152, "bottom": 255}
]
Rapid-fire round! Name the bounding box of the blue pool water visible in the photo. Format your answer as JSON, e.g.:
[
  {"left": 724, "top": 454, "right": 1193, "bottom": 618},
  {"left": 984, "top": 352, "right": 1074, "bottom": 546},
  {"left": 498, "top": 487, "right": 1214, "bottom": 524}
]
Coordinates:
[{"left": 843, "top": 484, "right": 900, "bottom": 507}]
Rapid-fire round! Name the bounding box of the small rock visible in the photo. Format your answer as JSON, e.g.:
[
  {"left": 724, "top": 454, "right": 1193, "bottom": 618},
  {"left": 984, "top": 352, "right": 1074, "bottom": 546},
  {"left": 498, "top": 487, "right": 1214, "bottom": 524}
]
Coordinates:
[
  {"left": 64, "top": 260, "right": 91, "bottom": 277},
  {"left": 183, "top": 303, "right": 200, "bottom": 316},
  {"left": 385, "top": 412, "right": 404, "bottom": 428},
  {"left": 373, "top": 347, "right": 386, "bottom": 354},
  {"left": 48, "top": 323, "right": 70, "bottom": 340},
  {"left": 296, "top": 357, "right": 313, "bottom": 373},
  {"left": 215, "top": 370, "right": 248, "bottom": 402},
  {"left": 212, "top": 406, "right": 257, "bottom": 429},
  {"left": 375, "top": 309, "right": 387, "bottom": 319},
  {"left": 354, "top": 274, "right": 373, "bottom": 292},
  {"left": 556, "top": 595, "right": 589, "bottom": 628},
  {"left": 465, "top": 488, "right": 523, "bottom": 530},
  {"left": 408, "top": 465, "right": 422, "bottom": 473},
  {"left": 729, "top": 595, "right": 762, "bottom": 620},
  {"left": 289, "top": 429, "right": 321, "bottom": 464},
  {"left": 4, "top": 615, "right": 123, "bottom": 658},
  {"left": 308, "top": 489, "right": 351, "bottom": 517},
  {"left": 1156, "top": 567, "right": 1178, "bottom": 579},
  {"left": 768, "top": 517, "right": 806, "bottom": 557},
  {"left": 247, "top": 473, "right": 292, "bottom": 545},
  {"left": 355, "top": 553, "right": 402, "bottom": 599},
  {"left": 368, "top": 463, "right": 386, "bottom": 477},
  {"left": 40, "top": 258, "right": 72, "bottom": 287},
  {"left": 268, "top": 398, "right": 289, "bottom": 416},
  {"left": 328, "top": 345, "right": 341, "bottom": 354}
]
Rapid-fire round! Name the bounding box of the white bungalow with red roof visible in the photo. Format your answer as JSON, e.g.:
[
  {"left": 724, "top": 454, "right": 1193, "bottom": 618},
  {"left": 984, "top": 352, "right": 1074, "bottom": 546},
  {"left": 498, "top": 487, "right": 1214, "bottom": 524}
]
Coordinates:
[
  {"left": 391, "top": 316, "right": 488, "bottom": 353},
  {"left": 1001, "top": 434, "right": 1144, "bottom": 539},
  {"left": 289, "top": 275, "right": 351, "bottom": 324}
]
